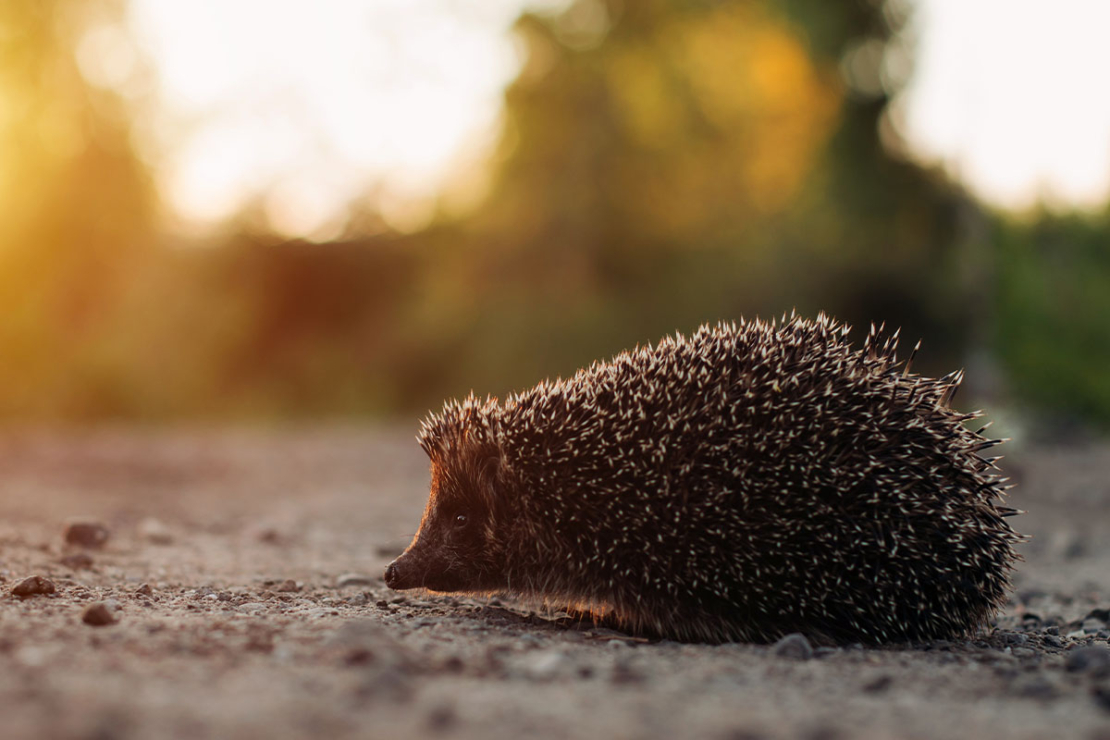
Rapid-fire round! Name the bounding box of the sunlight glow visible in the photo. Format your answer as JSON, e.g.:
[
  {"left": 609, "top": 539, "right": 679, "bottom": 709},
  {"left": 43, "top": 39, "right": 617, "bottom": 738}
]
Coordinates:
[
  {"left": 896, "top": 0, "right": 1110, "bottom": 211},
  {"left": 126, "top": 0, "right": 538, "bottom": 237},
  {"left": 119, "top": 0, "right": 1110, "bottom": 239}
]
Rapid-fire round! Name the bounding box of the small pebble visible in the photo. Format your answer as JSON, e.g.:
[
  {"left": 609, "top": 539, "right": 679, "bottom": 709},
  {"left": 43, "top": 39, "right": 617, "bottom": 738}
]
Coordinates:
[
  {"left": 1061, "top": 535, "right": 1086, "bottom": 560},
  {"left": 344, "top": 647, "right": 375, "bottom": 666},
  {"left": 11, "top": 575, "right": 56, "bottom": 598},
  {"left": 1044, "top": 634, "right": 1064, "bottom": 648},
  {"left": 440, "top": 655, "right": 465, "bottom": 673},
  {"left": 610, "top": 659, "right": 644, "bottom": 685},
  {"left": 519, "top": 634, "right": 543, "bottom": 648},
  {"left": 244, "top": 626, "right": 275, "bottom": 653},
  {"left": 1016, "top": 676, "right": 1057, "bottom": 700},
  {"left": 772, "top": 633, "right": 813, "bottom": 660},
  {"left": 862, "top": 675, "right": 893, "bottom": 694},
  {"left": 426, "top": 703, "right": 457, "bottom": 732},
  {"left": 60, "top": 552, "right": 95, "bottom": 570},
  {"left": 82, "top": 601, "right": 119, "bottom": 626},
  {"left": 275, "top": 579, "right": 300, "bottom": 593},
  {"left": 336, "top": 573, "right": 375, "bottom": 588},
  {"left": 138, "top": 517, "right": 173, "bottom": 545},
  {"left": 525, "top": 650, "right": 569, "bottom": 681},
  {"left": 355, "top": 667, "right": 413, "bottom": 703},
  {"left": 1092, "top": 685, "right": 1110, "bottom": 712},
  {"left": 134, "top": 583, "right": 154, "bottom": 597},
  {"left": 1065, "top": 645, "right": 1110, "bottom": 677},
  {"left": 256, "top": 528, "right": 283, "bottom": 544},
  {"left": 64, "top": 520, "right": 110, "bottom": 549}
]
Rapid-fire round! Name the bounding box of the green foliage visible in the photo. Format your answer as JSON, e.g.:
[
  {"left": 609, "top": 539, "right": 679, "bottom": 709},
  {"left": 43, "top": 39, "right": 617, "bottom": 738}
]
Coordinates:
[
  {"left": 994, "top": 211, "right": 1110, "bottom": 426},
  {"left": 410, "top": 0, "right": 973, "bottom": 406}
]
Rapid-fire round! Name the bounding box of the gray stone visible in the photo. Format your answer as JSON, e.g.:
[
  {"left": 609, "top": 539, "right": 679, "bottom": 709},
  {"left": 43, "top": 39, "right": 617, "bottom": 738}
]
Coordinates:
[
  {"left": 524, "top": 650, "right": 569, "bottom": 680},
  {"left": 772, "top": 633, "right": 814, "bottom": 660},
  {"left": 1065, "top": 645, "right": 1110, "bottom": 677}
]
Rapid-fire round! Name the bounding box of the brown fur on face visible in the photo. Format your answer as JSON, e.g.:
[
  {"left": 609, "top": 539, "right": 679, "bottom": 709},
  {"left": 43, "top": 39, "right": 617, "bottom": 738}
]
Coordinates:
[{"left": 386, "top": 430, "right": 511, "bottom": 593}]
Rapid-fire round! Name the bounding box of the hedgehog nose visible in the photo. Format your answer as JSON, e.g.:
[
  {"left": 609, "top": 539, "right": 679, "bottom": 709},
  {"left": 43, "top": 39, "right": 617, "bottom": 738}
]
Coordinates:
[{"left": 384, "top": 561, "right": 401, "bottom": 589}]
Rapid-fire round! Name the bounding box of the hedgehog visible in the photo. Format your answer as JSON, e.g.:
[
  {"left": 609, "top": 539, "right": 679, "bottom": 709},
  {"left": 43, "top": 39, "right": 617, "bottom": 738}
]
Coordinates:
[{"left": 384, "top": 314, "right": 1022, "bottom": 645}]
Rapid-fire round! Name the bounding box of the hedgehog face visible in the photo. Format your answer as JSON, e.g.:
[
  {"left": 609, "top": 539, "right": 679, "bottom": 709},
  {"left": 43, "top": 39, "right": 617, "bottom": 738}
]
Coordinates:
[{"left": 385, "top": 445, "right": 510, "bottom": 594}]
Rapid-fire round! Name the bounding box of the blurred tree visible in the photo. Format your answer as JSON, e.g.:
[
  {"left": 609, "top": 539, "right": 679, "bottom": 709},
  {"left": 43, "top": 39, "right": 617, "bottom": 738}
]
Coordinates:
[
  {"left": 483, "top": 1, "right": 841, "bottom": 253},
  {"left": 89, "top": 231, "right": 421, "bottom": 419},
  {"left": 406, "top": 0, "right": 974, "bottom": 405},
  {"left": 0, "top": 0, "right": 156, "bottom": 417},
  {"left": 6, "top": 0, "right": 1091, "bottom": 428},
  {"left": 994, "top": 211, "right": 1110, "bottom": 430}
]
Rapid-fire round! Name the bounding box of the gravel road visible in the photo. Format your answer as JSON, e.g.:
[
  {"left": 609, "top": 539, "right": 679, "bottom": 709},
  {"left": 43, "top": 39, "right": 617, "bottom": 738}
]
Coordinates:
[{"left": 0, "top": 427, "right": 1108, "bottom": 740}]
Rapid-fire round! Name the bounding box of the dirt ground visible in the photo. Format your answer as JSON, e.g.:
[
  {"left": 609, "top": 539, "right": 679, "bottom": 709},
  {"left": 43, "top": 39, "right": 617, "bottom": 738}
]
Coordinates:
[{"left": 1, "top": 426, "right": 1109, "bottom": 740}]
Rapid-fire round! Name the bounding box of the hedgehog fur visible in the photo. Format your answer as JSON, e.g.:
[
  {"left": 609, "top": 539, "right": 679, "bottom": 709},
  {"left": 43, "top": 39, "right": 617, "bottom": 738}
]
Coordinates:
[{"left": 384, "top": 314, "right": 1022, "bottom": 645}]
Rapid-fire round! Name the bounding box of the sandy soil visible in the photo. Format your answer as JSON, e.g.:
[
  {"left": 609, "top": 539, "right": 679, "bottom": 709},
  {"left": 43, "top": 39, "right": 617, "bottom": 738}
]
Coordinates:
[{"left": 1, "top": 426, "right": 1109, "bottom": 740}]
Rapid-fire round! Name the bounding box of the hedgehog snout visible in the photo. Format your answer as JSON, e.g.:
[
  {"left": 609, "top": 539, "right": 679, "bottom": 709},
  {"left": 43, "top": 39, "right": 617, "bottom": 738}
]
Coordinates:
[{"left": 384, "top": 552, "right": 423, "bottom": 590}]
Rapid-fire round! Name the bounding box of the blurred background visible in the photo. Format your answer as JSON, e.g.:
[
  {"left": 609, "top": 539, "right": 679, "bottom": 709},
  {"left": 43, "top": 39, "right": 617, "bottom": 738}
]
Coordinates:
[{"left": 1, "top": 0, "right": 1107, "bottom": 438}]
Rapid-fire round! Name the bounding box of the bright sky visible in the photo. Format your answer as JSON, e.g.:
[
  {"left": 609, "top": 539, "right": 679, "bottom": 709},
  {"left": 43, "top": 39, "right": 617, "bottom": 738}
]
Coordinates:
[
  {"left": 122, "top": 0, "right": 549, "bottom": 237},
  {"left": 87, "top": 0, "right": 1110, "bottom": 238},
  {"left": 895, "top": 0, "right": 1110, "bottom": 211}
]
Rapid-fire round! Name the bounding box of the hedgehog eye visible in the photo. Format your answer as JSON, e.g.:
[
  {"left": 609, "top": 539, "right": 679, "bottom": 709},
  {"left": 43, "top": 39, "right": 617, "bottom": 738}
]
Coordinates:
[{"left": 454, "top": 513, "right": 469, "bottom": 528}]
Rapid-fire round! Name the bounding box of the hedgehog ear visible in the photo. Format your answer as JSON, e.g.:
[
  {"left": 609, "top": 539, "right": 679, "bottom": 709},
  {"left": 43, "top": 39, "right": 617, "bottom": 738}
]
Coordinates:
[
  {"left": 480, "top": 454, "right": 503, "bottom": 482},
  {"left": 478, "top": 454, "right": 505, "bottom": 505}
]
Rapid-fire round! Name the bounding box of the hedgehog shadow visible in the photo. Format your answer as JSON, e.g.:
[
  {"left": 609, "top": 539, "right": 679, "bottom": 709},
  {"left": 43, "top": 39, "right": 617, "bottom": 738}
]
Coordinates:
[
  {"left": 452, "top": 596, "right": 1038, "bottom": 654},
  {"left": 470, "top": 603, "right": 639, "bottom": 639}
]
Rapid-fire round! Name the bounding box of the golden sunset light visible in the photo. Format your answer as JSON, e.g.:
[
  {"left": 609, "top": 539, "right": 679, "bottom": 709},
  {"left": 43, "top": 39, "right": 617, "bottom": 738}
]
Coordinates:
[
  {"left": 122, "top": 0, "right": 549, "bottom": 236},
  {"left": 102, "top": 0, "right": 1110, "bottom": 241}
]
